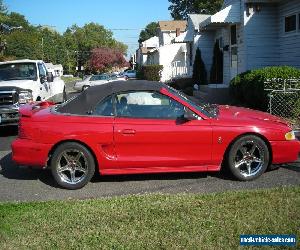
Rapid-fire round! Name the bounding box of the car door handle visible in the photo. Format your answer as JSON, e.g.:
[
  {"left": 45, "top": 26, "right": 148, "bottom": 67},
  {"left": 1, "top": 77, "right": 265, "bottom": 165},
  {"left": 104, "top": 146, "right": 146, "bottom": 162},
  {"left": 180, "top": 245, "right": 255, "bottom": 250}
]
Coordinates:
[{"left": 120, "top": 129, "right": 136, "bottom": 135}]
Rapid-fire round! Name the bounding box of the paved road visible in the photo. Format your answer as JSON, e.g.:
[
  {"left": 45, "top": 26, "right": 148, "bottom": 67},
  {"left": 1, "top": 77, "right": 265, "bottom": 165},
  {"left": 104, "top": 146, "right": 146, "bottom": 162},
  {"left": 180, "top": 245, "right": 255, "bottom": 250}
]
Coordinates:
[{"left": 0, "top": 84, "right": 299, "bottom": 202}]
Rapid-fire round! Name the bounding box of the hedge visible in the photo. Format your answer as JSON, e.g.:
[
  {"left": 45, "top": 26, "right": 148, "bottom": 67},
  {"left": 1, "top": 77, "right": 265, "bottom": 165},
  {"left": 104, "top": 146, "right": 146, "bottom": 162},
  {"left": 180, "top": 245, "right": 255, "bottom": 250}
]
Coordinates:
[
  {"left": 230, "top": 66, "right": 300, "bottom": 111},
  {"left": 138, "top": 65, "right": 163, "bottom": 81}
]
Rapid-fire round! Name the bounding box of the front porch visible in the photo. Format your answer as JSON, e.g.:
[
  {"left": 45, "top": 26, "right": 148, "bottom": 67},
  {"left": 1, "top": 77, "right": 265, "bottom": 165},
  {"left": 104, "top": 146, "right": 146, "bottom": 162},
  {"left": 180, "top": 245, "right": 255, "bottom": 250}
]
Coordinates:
[{"left": 169, "top": 61, "right": 192, "bottom": 79}]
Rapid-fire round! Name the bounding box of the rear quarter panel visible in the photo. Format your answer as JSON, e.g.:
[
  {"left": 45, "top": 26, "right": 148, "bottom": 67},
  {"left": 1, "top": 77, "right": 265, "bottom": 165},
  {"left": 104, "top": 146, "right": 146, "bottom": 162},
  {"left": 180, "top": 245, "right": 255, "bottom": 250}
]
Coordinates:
[{"left": 22, "top": 109, "right": 115, "bottom": 169}]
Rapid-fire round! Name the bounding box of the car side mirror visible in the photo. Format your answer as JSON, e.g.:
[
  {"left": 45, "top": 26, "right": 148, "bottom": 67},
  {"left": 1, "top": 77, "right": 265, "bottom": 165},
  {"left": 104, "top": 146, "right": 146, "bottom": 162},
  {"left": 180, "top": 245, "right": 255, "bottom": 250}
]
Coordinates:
[
  {"left": 40, "top": 75, "right": 47, "bottom": 84},
  {"left": 183, "top": 108, "right": 197, "bottom": 121},
  {"left": 47, "top": 72, "right": 54, "bottom": 82}
]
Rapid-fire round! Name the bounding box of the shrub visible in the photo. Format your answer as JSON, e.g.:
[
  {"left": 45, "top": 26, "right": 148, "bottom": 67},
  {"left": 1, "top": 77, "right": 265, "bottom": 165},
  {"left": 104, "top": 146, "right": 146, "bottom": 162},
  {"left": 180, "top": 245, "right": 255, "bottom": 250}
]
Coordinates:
[
  {"left": 230, "top": 66, "right": 300, "bottom": 111},
  {"left": 139, "top": 65, "right": 163, "bottom": 81},
  {"left": 210, "top": 40, "right": 223, "bottom": 84},
  {"left": 192, "top": 48, "right": 207, "bottom": 85},
  {"left": 168, "top": 77, "right": 194, "bottom": 89}
]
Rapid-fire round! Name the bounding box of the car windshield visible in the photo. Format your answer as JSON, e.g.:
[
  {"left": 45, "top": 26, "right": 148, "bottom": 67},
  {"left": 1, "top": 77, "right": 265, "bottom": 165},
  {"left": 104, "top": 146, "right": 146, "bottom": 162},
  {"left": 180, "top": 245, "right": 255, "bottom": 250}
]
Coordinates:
[
  {"left": 109, "top": 74, "right": 117, "bottom": 80},
  {"left": 90, "top": 75, "right": 107, "bottom": 81},
  {"left": 0, "top": 62, "right": 37, "bottom": 81},
  {"left": 166, "top": 86, "right": 218, "bottom": 118}
]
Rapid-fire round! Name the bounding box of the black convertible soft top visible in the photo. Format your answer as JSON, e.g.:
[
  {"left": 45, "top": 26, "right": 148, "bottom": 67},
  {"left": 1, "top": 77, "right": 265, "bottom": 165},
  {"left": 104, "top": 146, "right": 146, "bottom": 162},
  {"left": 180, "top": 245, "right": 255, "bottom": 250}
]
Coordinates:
[{"left": 57, "top": 80, "right": 165, "bottom": 115}]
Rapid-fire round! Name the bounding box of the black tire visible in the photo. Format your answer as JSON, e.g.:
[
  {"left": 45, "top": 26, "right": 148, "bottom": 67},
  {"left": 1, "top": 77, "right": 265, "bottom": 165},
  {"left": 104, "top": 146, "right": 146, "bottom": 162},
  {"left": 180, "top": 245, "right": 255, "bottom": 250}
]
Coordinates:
[
  {"left": 82, "top": 85, "right": 89, "bottom": 91},
  {"left": 227, "top": 135, "right": 269, "bottom": 181},
  {"left": 50, "top": 142, "right": 95, "bottom": 189},
  {"left": 62, "top": 87, "right": 67, "bottom": 102}
]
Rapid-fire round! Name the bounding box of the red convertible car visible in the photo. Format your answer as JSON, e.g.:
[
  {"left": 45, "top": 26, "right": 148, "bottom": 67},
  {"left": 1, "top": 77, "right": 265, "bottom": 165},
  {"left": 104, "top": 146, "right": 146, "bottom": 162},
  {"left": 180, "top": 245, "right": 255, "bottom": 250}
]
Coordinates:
[{"left": 12, "top": 80, "right": 300, "bottom": 189}]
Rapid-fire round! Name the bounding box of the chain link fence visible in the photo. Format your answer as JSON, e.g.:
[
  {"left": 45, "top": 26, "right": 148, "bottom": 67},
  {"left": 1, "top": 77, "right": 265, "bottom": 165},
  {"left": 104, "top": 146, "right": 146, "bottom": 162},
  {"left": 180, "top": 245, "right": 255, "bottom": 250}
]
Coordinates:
[{"left": 264, "top": 78, "right": 300, "bottom": 119}]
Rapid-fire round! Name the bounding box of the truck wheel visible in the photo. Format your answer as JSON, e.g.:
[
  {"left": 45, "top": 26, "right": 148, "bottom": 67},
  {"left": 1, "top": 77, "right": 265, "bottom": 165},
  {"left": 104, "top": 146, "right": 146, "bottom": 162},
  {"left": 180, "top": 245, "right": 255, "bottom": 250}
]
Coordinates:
[
  {"left": 82, "top": 85, "right": 89, "bottom": 91},
  {"left": 62, "top": 88, "right": 67, "bottom": 102},
  {"left": 50, "top": 142, "right": 95, "bottom": 189}
]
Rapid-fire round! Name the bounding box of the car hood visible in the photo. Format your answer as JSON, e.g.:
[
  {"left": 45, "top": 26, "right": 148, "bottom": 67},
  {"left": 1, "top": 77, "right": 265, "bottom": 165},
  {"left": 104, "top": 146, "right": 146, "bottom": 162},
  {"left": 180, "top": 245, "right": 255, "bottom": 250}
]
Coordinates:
[
  {"left": 217, "top": 105, "right": 290, "bottom": 127},
  {"left": 0, "top": 80, "right": 36, "bottom": 92}
]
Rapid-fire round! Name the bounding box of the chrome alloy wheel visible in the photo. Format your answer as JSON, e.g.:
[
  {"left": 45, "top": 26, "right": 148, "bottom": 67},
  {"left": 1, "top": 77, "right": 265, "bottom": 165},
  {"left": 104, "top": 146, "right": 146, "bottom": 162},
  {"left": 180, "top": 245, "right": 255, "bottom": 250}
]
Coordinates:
[
  {"left": 234, "top": 140, "right": 265, "bottom": 177},
  {"left": 57, "top": 149, "right": 88, "bottom": 185}
]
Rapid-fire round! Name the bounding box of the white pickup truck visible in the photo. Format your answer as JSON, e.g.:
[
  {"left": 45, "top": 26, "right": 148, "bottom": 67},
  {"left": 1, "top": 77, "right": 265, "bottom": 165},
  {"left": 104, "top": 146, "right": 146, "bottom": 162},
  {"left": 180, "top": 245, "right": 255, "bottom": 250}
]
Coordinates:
[{"left": 0, "top": 59, "right": 66, "bottom": 125}]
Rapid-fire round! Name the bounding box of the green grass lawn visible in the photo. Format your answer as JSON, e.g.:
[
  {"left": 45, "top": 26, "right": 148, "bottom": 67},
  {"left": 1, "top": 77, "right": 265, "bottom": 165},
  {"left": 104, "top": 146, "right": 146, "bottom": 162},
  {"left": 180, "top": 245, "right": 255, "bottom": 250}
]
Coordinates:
[
  {"left": 61, "top": 76, "right": 81, "bottom": 85},
  {"left": 0, "top": 186, "right": 299, "bottom": 249}
]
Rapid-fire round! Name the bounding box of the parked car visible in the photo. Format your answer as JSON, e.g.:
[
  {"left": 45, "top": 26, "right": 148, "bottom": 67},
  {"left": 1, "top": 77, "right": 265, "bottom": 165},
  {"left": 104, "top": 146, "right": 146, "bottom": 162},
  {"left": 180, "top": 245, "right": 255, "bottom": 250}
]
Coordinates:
[
  {"left": 123, "top": 70, "right": 136, "bottom": 80},
  {"left": 73, "top": 74, "right": 108, "bottom": 91},
  {"left": 74, "top": 74, "right": 124, "bottom": 91},
  {"left": 12, "top": 80, "right": 300, "bottom": 189},
  {"left": 0, "top": 59, "right": 66, "bottom": 126}
]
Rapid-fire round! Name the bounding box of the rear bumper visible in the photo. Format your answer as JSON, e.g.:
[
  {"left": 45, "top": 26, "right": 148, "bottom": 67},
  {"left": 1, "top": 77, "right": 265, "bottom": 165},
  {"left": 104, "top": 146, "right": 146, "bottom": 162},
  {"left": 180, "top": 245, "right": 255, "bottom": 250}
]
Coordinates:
[
  {"left": 271, "top": 140, "right": 300, "bottom": 164},
  {"left": 12, "top": 138, "right": 52, "bottom": 167}
]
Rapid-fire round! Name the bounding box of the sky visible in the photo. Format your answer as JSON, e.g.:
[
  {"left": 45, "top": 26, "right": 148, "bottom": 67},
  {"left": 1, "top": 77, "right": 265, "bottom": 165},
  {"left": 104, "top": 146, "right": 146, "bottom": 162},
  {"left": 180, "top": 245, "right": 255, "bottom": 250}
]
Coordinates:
[{"left": 5, "top": 0, "right": 172, "bottom": 56}]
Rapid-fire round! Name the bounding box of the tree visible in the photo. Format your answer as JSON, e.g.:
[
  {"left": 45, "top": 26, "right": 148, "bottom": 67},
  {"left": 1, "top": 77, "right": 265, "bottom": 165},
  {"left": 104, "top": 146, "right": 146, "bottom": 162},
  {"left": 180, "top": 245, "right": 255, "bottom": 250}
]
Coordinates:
[
  {"left": 0, "top": 2, "right": 128, "bottom": 74},
  {"left": 89, "top": 47, "right": 128, "bottom": 73},
  {"left": 0, "top": 0, "right": 7, "bottom": 14},
  {"left": 6, "top": 12, "right": 29, "bottom": 29},
  {"left": 5, "top": 30, "right": 42, "bottom": 59},
  {"left": 210, "top": 40, "right": 223, "bottom": 83},
  {"left": 62, "top": 23, "right": 128, "bottom": 73},
  {"left": 192, "top": 48, "right": 207, "bottom": 85},
  {"left": 138, "top": 22, "right": 158, "bottom": 44},
  {"left": 168, "top": 0, "right": 223, "bottom": 20}
]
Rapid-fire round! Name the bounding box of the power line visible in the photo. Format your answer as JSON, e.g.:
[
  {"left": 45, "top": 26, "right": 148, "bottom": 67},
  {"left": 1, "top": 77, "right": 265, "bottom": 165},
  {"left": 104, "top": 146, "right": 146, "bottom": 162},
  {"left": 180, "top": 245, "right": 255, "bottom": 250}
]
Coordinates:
[{"left": 109, "top": 28, "right": 143, "bottom": 31}]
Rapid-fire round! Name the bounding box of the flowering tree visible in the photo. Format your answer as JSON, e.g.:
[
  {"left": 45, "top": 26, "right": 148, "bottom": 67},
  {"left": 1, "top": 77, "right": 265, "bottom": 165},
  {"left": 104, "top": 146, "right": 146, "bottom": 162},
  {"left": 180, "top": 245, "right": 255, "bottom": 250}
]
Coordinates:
[{"left": 89, "top": 47, "right": 128, "bottom": 73}]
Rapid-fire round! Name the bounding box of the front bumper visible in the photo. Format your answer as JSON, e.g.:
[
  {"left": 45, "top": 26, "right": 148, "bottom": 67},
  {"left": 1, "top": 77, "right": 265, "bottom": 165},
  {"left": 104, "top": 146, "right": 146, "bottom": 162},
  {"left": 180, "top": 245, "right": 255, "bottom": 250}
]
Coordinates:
[
  {"left": 271, "top": 140, "right": 300, "bottom": 164},
  {"left": 0, "top": 106, "right": 19, "bottom": 125},
  {"left": 12, "top": 138, "right": 52, "bottom": 167}
]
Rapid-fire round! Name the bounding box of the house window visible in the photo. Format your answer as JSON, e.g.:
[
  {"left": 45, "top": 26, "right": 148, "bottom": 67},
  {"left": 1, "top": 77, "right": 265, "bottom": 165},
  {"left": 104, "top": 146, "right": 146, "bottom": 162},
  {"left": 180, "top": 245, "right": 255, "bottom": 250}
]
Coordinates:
[
  {"left": 231, "top": 47, "right": 238, "bottom": 67},
  {"left": 230, "top": 25, "right": 237, "bottom": 45},
  {"left": 218, "top": 37, "right": 223, "bottom": 49},
  {"left": 285, "top": 15, "right": 296, "bottom": 32}
]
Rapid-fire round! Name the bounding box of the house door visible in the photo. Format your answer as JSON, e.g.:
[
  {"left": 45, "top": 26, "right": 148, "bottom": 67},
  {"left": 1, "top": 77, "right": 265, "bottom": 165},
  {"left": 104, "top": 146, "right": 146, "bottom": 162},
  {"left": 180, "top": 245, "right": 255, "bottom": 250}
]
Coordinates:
[{"left": 112, "top": 91, "right": 212, "bottom": 169}]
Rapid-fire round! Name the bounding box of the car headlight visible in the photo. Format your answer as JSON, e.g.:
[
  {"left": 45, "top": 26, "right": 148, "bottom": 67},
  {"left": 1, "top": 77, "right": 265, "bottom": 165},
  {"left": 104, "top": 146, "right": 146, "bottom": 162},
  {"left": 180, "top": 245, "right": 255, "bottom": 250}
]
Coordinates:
[
  {"left": 285, "top": 131, "right": 296, "bottom": 141},
  {"left": 19, "top": 91, "right": 33, "bottom": 104}
]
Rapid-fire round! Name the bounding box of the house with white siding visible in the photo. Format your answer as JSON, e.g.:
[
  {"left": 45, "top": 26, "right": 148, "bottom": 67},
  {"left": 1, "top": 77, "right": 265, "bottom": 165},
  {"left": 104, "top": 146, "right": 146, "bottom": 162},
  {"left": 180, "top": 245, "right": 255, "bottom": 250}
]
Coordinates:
[
  {"left": 197, "top": 0, "right": 300, "bottom": 86},
  {"left": 147, "top": 20, "right": 187, "bottom": 82},
  {"left": 188, "top": 0, "right": 300, "bottom": 103},
  {"left": 136, "top": 36, "right": 159, "bottom": 67}
]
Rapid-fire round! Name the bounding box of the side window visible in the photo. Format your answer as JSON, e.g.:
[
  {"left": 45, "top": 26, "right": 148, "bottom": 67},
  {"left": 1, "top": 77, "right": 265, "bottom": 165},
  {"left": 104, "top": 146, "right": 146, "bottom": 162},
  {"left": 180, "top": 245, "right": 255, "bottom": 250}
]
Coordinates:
[
  {"left": 38, "top": 63, "right": 46, "bottom": 77},
  {"left": 285, "top": 14, "right": 296, "bottom": 33},
  {"left": 93, "top": 95, "right": 114, "bottom": 116},
  {"left": 115, "top": 91, "right": 186, "bottom": 119},
  {"left": 230, "top": 25, "right": 237, "bottom": 45}
]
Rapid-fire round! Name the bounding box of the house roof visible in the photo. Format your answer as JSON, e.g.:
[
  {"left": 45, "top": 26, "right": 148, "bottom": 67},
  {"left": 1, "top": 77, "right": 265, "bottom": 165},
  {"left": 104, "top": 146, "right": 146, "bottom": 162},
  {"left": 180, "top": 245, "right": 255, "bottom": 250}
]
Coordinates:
[
  {"left": 140, "top": 47, "right": 152, "bottom": 54},
  {"left": 199, "top": 2, "right": 241, "bottom": 29},
  {"left": 174, "top": 31, "right": 194, "bottom": 43},
  {"left": 188, "top": 14, "right": 211, "bottom": 30},
  {"left": 158, "top": 20, "right": 187, "bottom": 32},
  {"left": 141, "top": 36, "right": 159, "bottom": 48}
]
